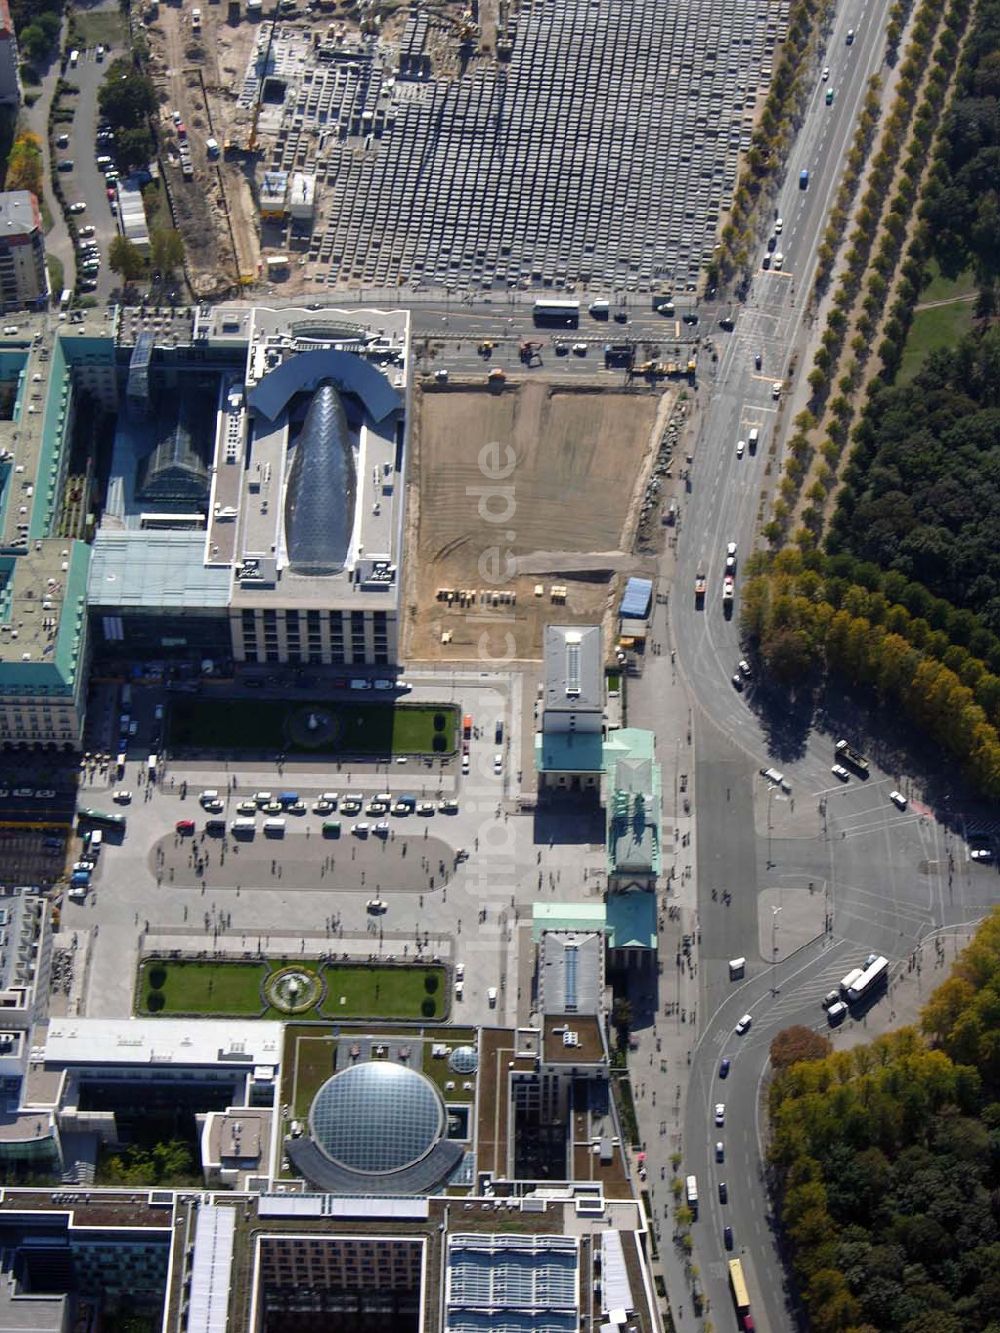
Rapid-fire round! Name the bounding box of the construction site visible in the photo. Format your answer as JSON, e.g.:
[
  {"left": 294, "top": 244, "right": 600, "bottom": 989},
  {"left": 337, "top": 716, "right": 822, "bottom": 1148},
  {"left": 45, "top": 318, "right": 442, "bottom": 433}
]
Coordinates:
[
  {"left": 403, "top": 378, "right": 674, "bottom": 663},
  {"left": 140, "top": 0, "right": 783, "bottom": 296}
]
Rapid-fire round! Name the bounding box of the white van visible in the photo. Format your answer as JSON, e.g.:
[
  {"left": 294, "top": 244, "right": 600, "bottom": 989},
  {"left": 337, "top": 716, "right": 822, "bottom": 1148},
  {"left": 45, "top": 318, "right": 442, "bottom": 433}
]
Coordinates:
[
  {"left": 199, "top": 790, "right": 220, "bottom": 805},
  {"left": 253, "top": 791, "right": 273, "bottom": 805},
  {"left": 87, "top": 829, "right": 103, "bottom": 853},
  {"left": 748, "top": 427, "right": 760, "bottom": 449},
  {"left": 68, "top": 49, "right": 79, "bottom": 67},
  {"left": 264, "top": 818, "right": 286, "bottom": 835}
]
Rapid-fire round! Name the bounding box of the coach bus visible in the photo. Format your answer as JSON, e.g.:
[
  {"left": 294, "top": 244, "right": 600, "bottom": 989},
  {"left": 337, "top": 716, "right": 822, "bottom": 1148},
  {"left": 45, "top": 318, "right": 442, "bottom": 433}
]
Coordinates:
[
  {"left": 77, "top": 807, "right": 126, "bottom": 830},
  {"left": 532, "top": 299, "right": 580, "bottom": 327},
  {"left": 728, "top": 1258, "right": 750, "bottom": 1321},
  {"left": 847, "top": 955, "right": 889, "bottom": 1003}
]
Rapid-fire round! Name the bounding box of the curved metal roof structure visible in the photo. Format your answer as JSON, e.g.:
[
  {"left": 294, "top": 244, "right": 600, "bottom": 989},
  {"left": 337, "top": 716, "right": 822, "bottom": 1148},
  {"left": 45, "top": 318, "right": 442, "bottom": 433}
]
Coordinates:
[
  {"left": 284, "top": 381, "right": 356, "bottom": 577},
  {"left": 309, "top": 1062, "right": 446, "bottom": 1175},
  {"left": 248, "top": 349, "right": 401, "bottom": 423}
]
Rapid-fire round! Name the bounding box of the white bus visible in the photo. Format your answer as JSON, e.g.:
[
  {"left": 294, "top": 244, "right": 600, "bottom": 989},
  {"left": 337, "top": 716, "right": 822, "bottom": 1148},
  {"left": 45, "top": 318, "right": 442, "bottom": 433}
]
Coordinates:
[
  {"left": 847, "top": 956, "right": 888, "bottom": 1003},
  {"left": 532, "top": 299, "right": 580, "bottom": 327},
  {"left": 839, "top": 966, "right": 864, "bottom": 996},
  {"left": 685, "top": 1174, "right": 698, "bottom": 1216}
]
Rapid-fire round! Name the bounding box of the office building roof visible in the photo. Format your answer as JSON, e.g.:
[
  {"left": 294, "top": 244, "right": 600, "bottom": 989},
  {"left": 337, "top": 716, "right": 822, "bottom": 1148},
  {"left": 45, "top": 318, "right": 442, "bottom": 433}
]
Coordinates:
[
  {"left": 43, "top": 1018, "right": 283, "bottom": 1068},
  {"left": 446, "top": 1233, "right": 579, "bottom": 1333},
  {"left": 0, "top": 192, "right": 40, "bottom": 238},
  {"left": 539, "top": 931, "right": 603, "bottom": 1016},
  {"left": 543, "top": 624, "right": 602, "bottom": 713},
  {"left": 88, "top": 531, "right": 231, "bottom": 610}
]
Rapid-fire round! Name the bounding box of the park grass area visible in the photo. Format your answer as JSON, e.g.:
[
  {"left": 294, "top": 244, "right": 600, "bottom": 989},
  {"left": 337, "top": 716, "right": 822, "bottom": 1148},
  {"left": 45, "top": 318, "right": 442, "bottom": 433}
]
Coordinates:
[
  {"left": 73, "top": 9, "right": 127, "bottom": 47},
  {"left": 324, "top": 964, "right": 445, "bottom": 1020},
  {"left": 167, "top": 696, "right": 457, "bottom": 757},
  {"left": 138, "top": 957, "right": 447, "bottom": 1022},
  {"left": 899, "top": 299, "right": 975, "bottom": 383},
  {"left": 918, "top": 260, "right": 976, "bottom": 305}
]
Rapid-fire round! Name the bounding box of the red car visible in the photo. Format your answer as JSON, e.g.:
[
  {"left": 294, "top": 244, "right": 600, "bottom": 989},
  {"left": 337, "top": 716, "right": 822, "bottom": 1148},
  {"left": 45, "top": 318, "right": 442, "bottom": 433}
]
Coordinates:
[{"left": 176, "top": 819, "right": 195, "bottom": 834}]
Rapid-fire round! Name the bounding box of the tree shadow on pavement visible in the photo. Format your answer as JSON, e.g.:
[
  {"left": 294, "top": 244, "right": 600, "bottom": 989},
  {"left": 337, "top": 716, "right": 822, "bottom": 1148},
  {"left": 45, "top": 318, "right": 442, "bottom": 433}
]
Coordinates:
[{"left": 746, "top": 678, "right": 815, "bottom": 764}]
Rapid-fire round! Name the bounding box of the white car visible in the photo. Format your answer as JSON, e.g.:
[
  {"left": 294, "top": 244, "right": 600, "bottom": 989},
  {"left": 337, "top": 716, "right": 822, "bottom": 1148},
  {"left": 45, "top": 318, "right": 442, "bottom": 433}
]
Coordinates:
[
  {"left": 352, "top": 822, "right": 370, "bottom": 837},
  {"left": 487, "top": 986, "right": 498, "bottom": 1007},
  {"left": 822, "top": 65, "right": 830, "bottom": 79},
  {"left": 771, "top": 381, "right": 782, "bottom": 400},
  {"left": 775, "top": 217, "right": 783, "bottom": 232},
  {"left": 78, "top": 225, "right": 95, "bottom": 238},
  {"left": 493, "top": 753, "right": 503, "bottom": 774},
  {"left": 72, "top": 860, "right": 95, "bottom": 873},
  {"left": 736, "top": 439, "right": 745, "bottom": 457},
  {"left": 831, "top": 764, "right": 850, "bottom": 781},
  {"left": 726, "top": 541, "right": 737, "bottom": 557},
  {"left": 735, "top": 1013, "right": 752, "bottom": 1035},
  {"left": 374, "top": 820, "right": 390, "bottom": 836},
  {"left": 313, "top": 800, "right": 333, "bottom": 814},
  {"left": 461, "top": 754, "right": 470, "bottom": 774},
  {"left": 714, "top": 1103, "right": 726, "bottom": 1126},
  {"left": 68, "top": 202, "right": 86, "bottom": 214},
  {"left": 889, "top": 790, "right": 907, "bottom": 810},
  {"left": 572, "top": 342, "right": 588, "bottom": 355},
  {"left": 366, "top": 898, "right": 386, "bottom": 913},
  {"left": 112, "top": 789, "right": 132, "bottom": 803},
  {"left": 455, "top": 962, "right": 465, "bottom": 980},
  {"left": 737, "top": 660, "right": 752, "bottom": 678}
]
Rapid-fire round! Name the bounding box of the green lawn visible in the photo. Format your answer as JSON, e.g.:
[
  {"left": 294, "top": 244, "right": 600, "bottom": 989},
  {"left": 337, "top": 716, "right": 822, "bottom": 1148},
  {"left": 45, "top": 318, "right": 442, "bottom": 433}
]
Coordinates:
[
  {"left": 138, "top": 958, "right": 447, "bottom": 1022},
  {"left": 73, "top": 9, "right": 127, "bottom": 47},
  {"left": 139, "top": 958, "right": 270, "bottom": 1016},
  {"left": 918, "top": 259, "right": 976, "bottom": 305},
  {"left": 167, "top": 696, "right": 457, "bottom": 757},
  {"left": 899, "top": 300, "right": 975, "bottom": 383}
]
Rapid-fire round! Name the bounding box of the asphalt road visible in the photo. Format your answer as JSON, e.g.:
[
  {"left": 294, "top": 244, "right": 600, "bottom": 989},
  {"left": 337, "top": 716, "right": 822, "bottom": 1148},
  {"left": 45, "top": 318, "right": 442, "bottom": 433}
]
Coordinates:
[{"left": 652, "top": 0, "right": 974, "bottom": 1327}]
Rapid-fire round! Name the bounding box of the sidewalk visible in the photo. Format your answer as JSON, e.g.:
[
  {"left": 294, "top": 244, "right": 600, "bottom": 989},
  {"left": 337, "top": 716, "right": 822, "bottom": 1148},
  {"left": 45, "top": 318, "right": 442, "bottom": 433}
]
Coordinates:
[
  {"left": 22, "top": 41, "right": 76, "bottom": 292},
  {"left": 616, "top": 396, "right": 707, "bottom": 1332}
]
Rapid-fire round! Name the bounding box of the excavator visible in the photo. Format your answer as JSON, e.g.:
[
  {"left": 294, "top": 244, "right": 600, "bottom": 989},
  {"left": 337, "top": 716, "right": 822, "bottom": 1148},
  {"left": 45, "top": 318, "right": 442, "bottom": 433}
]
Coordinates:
[{"left": 519, "top": 341, "right": 543, "bottom": 366}]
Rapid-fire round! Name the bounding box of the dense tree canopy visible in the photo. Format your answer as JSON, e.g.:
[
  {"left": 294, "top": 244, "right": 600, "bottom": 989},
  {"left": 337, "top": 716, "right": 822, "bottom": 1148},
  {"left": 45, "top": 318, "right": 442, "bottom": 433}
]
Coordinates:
[
  {"left": 98, "top": 60, "right": 156, "bottom": 132},
  {"left": 741, "top": 550, "right": 1000, "bottom": 796},
  {"left": 827, "top": 327, "right": 1000, "bottom": 637},
  {"left": 770, "top": 908, "right": 1000, "bottom": 1332},
  {"left": 922, "top": 0, "right": 1000, "bottom": 278}
]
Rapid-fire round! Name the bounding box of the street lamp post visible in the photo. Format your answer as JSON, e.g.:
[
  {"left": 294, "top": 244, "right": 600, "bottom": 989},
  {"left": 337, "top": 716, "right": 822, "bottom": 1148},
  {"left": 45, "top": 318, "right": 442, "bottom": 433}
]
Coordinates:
[
  {"left": 766, "top": 785, "right": 774, "bottom": 868},
  {"left": 771, "top": 905, "right": 782, "bottom": 995}
]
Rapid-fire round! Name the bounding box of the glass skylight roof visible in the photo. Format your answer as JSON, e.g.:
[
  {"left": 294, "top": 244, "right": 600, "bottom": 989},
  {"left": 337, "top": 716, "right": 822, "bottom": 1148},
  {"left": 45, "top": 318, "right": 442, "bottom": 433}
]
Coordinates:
[{"left": 309, "top": 1062, "right": 445, "bottom": 1174}]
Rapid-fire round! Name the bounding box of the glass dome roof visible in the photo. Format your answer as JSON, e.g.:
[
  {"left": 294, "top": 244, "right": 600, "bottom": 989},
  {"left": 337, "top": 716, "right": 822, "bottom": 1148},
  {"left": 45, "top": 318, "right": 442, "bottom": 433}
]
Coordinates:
[
  {"left": 448, "top": 1045, "right": 479, "bottom": 1075},
  {"left": 309, "top": 1063, "right": 445, "bottom": 1174},
  {"left": 284, "top": 380, "right": 356, "bottom": 576}
]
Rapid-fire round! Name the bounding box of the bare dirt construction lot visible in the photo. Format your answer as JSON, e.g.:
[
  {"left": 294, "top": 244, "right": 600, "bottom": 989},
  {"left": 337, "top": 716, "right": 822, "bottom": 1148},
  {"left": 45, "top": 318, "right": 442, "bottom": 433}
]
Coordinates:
[{"left": 405, "top": 381, "right": 662, "bottom": 662}]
